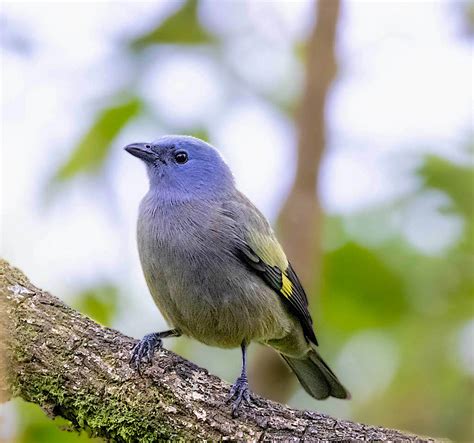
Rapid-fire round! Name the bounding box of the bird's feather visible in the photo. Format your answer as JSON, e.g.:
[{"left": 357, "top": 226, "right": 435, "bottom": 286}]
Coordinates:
[
  {"left": 239, "top": 240, "right": 318, "bottom": 345},
  {"left": 225, "top": 193, "right": 318, "bottom": 346}
]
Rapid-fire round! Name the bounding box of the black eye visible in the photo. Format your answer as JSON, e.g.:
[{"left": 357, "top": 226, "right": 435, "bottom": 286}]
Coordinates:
[{"left": 174, "top": 151, "right": 188, "bottom": 164}]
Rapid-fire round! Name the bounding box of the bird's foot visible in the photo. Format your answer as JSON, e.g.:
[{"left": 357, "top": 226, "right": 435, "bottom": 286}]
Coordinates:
[
  {"left": 227, "top": 375, "right": 253, "bottom": 417},
  {"left": 130, "top": 332, "right": 163, "bottom": 375}
]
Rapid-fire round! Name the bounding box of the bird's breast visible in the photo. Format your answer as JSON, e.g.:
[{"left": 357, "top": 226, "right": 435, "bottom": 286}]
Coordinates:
[{"left": 136, "top": 197, "right": 291, "bottom": 347}]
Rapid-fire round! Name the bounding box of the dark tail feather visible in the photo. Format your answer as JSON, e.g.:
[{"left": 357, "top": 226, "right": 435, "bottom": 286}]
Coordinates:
[{"left": 281, "top": 349, "right": 350, "bottom": 400}]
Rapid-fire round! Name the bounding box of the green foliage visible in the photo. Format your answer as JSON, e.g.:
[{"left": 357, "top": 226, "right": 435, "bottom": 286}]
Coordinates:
[
  {"left": 316, "top": 151, "right": 474, "bottom": 441},
  {"left": 53, "top": 98, "right": 142, "bottom": 182},
  {"left": 418, "top": 154, "right": 474, "bottom": 218},
  {"left": 129, "top": 0, "right": 214, "bottom": 51},
  {"left": 71, "top": 285, "right": 118, "bottom": 327},
  {"left": 420, "top": 152, "right": 474, "bottom": 261},
  {"left": 187, "top": 127, "right": 210, "bottom": 143},
  {"left": 321, "top": 242, "right": 407, "bottom": 333}
]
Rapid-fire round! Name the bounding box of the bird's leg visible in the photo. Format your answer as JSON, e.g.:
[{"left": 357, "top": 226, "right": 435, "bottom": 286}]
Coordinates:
[
  {"left": 130, "top": 329, "right": 181, "bottom": 374},
  {"left": 227, "top": 341, "right": 253, "bottom": 416}
]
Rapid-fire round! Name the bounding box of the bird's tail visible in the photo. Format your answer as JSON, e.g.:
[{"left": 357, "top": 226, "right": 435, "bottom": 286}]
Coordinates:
[{"left": 281, "top": 348, "right": 350, "bottom": 400}]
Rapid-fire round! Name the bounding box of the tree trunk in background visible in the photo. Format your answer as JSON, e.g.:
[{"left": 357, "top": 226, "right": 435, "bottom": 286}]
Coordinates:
[{"left": 250, "top": 0, "right": 341, "bottom": 402}]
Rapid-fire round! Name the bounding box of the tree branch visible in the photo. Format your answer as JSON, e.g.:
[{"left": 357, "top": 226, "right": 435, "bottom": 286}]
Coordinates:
[{"left": 0, "top": 259, "right": 434, "bottom": 442}]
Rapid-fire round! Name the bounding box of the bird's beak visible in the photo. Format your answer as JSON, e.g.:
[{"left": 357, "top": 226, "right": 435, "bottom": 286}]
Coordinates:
[{"left": 124, "top": 143, "right": 156, "bottom": 163}]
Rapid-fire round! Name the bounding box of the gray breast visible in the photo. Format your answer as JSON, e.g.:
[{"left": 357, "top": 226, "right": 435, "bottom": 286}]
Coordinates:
[{"left": 136, "top": 196, "right": 291, "bottom": 348}]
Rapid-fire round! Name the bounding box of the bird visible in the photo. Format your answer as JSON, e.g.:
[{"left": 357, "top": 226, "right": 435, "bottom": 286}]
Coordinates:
[{"left": 125, "top": 135, "right": 349, "bottom": 415}]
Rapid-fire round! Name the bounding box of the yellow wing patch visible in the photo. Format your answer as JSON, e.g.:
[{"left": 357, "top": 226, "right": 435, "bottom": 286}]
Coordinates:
[
  {"left": 281, "top": 273, "right": 293, "bottom": 299},
  {"left": 247, "top": 231, "right": 288, "bottom": 270}
]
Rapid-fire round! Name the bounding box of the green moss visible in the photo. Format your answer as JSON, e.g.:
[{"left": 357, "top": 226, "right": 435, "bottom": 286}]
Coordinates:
[
  {"left": 16, "top": 372, "right": 191, "bottom": 442},
  {"left": 12, "top": 329, "right": 39, "bottom": 363}
]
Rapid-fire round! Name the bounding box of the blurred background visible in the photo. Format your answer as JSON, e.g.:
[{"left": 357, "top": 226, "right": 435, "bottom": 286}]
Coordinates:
[{"left": 1, "top": 0, "right": 473, "bottom": 441}]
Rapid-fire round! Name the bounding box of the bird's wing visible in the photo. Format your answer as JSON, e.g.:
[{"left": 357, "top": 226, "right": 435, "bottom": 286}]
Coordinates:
[{"left": 223, "top": 193, "right": 318, "bottom": 345}]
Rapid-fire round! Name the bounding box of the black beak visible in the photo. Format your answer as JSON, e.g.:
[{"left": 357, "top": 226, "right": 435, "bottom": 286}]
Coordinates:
[{"left": 124, "top": 143, "right": 156, "bottom": 163}]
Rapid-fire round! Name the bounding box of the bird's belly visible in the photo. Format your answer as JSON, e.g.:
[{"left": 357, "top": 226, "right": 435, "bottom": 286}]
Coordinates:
[
  {"left": 142, "top": 255, "right": 291, "bottom": 348},
  {"left": 137, "top": 209, "right": 292, "bottom": 348},
  {"left": 174, "top": 283, "right": 286, "bottom": 348}
]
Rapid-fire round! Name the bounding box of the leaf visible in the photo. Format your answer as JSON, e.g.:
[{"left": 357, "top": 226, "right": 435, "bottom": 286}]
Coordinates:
[
  {"left": 418, "top": 154, "right": 474, "bottom": 218},
  {"left": 129, "top": 0, "right": 214, "bottom": 50},
  {"left": 54, "top": 97, "right": 142, "bottom": 181},
  {"left": 71, "top": 284, "right": 119, "bottom": 327},
  {"left": 184, "top": 127, "right": 210, "bottom": 142},
  {"left": 320, "top": 242, "right": 408, "bottom": 333}
]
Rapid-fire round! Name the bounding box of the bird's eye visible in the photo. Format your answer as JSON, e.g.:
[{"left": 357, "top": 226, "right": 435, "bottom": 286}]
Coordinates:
[{"left": 174, "top": 151, "right": 188, "bottom": 164}]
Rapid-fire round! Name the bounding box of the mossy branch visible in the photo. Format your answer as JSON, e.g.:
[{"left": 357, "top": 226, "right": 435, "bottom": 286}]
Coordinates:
[{"left": 0, "top": 259, "right": 435, "bottom": 442}]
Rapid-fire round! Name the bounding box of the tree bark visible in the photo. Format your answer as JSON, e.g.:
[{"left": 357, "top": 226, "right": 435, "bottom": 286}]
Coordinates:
[
  {"left": 0, "top": 259, "right": 436, "bottom": 442},
  {"left": 251, "top": 0, "right": 340, "bottom": 403}
]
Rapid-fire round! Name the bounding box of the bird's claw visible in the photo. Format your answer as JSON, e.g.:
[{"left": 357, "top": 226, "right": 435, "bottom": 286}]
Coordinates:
[
  {"left": 226, "top": 375, "right": 253, "bottom": 416},
  {"left": 129, "top": 333, "right": 163, "bottom": 375}
]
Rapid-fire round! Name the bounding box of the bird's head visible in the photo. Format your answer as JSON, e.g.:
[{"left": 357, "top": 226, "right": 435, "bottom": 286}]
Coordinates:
[{"left": 125, "top": 135, "right": 234, "bottom": 202}]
